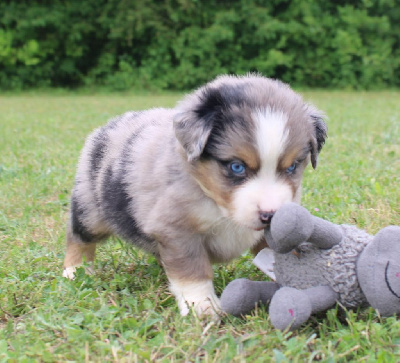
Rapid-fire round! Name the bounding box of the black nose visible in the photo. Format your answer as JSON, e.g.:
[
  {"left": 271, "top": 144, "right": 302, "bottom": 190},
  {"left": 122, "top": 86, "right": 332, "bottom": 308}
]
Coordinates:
[{"left": 259, "top": 211, "right": 275, "bottom": 225}]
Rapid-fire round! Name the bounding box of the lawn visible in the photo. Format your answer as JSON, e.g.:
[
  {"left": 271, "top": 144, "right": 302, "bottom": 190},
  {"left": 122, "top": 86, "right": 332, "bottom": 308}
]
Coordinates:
[{"left": 0, "top": 90, "right": 399, "bottom": 362}]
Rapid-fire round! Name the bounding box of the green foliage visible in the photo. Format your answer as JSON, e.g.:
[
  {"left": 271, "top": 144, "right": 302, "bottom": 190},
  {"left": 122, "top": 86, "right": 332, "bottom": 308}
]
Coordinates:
[{"left": 0, "top": 0, "right": 399, "bottom": 90}]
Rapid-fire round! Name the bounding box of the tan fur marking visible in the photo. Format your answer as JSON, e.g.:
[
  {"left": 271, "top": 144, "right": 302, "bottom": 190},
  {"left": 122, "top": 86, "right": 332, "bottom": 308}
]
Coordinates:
[
  {"left": 64, "top": 232, "right": 96, "bottom": 268},
  {"left": 192, "top": 160, "right": 233, "bottom": 210},
  {"left": 279, "top": 147, "right": 305, "bottom": 170},
  {"left": 235, "top": 144, "right": 261, "bottom": 171}
]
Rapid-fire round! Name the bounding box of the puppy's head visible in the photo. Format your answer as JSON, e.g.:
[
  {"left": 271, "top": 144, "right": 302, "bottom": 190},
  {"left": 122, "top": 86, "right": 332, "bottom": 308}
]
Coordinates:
[{"left": 174, "top": 74, "right": 327, "bottom": 231}]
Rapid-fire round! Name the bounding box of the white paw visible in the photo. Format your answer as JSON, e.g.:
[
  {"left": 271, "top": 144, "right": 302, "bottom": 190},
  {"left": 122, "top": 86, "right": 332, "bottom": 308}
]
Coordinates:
[
  {"left": 63, "top": 266, "right": 77, "bottom": 279},
  {"left": 62, "top": 265, "right": 94, "bottom": 279},
  {"left": 185, "top": 296, "right": 221, "bottom": 318},
  {"left": 169, "top": 279, "right": 221, "bottom": 318}
]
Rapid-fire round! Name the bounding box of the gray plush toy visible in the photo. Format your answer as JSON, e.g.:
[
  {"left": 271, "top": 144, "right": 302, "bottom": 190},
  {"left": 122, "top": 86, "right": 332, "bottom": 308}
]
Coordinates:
[{"left": 221, "top": 203, "right": 400, "bottom": 331}]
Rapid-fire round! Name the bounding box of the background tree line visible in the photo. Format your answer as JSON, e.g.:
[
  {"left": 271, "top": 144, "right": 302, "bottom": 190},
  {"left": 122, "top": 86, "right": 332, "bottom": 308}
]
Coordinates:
[{"left": 0, "top": 0, "right": 399, "bottom": 91}]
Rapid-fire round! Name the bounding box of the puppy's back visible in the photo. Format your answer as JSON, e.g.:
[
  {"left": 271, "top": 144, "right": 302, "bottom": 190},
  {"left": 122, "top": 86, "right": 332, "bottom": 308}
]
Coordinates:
[{"left": 70, "top": 108, "right": 177, "bottom": 251}]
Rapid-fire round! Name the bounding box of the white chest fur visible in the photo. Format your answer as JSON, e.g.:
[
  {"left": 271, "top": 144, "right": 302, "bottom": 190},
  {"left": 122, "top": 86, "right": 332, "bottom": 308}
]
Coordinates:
[
  {"left": 192, "top": 197, "right": 263, "bottom": 262},
  {"left": 204, "top": 219, "right": 263, "bottom": 262}
]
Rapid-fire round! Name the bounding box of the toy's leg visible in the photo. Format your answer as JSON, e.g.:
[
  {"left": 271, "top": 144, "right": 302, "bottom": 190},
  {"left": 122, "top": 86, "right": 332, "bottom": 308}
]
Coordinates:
[
  {"left": 221, "top": 279, "right": 280, "bottom": 317},
  {"left": 269, "top": 286, "right": 338, "bottom": 331}
]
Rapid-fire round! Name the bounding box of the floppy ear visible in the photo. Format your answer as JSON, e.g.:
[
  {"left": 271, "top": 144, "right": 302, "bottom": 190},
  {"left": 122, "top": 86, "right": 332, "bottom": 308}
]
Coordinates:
[
  {"left": 173, "top": 87, "right": 224, "bottom": 162},
  {"left": 309, "top": 114, "right": 327, "bottom": 169}
]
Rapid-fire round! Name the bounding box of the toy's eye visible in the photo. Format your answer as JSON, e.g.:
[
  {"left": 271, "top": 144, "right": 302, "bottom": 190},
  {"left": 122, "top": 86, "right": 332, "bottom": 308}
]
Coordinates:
[
  {"left": 286, "top": 162, "right": 297, "bottom": 174},
  {"left": 229, "top": 161, "right": 246, "bottom": 175}
]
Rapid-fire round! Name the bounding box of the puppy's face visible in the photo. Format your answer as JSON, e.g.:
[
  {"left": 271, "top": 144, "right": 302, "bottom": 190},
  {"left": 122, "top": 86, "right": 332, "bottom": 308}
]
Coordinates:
[{"left": 174, "top": 75, "right": 327, "bottom": 231}]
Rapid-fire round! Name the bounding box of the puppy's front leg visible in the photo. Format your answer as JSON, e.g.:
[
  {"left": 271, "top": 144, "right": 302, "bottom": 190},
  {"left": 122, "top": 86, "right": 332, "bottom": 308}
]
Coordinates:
[{"left": 158, "top": 236, "right": 220, "bottom": 317}]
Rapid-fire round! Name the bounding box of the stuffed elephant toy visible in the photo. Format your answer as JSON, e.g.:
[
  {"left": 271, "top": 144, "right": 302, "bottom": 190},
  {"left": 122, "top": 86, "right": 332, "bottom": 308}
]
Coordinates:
[{"left": 221, "top": 203, "right": 400, "bottom": 331}]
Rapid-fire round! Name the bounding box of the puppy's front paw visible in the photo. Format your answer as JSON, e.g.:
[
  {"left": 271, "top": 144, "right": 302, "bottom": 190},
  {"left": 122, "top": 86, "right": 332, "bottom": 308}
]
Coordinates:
[
  {"left": 63, "top": 266, "right": 77, "bottom": 279},
  {"left": 181, "top": 294, "right": 221, "bottom": 318},
  {"left": 169, "top": 279, "right": 221, "bottom": 318},
  {"left": 62, "top": 265, "right": 94, "bottom": 279}
]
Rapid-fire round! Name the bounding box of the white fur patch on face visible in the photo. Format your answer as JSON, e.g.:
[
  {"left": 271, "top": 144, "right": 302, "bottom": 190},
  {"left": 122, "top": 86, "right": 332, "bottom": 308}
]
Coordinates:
[
  {"left": 169, "top": 279, "right": 221, "bottom": 317},
  {"left": 254, "top": 107, "right": 289, "bottom": 177},
  {"left": 232, "top": 108, "right": 294, "bottom": 230}
]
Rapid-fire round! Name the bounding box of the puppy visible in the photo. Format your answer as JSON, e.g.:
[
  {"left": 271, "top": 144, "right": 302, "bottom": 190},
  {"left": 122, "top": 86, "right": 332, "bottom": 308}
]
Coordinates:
[{"left": 63, "top": 74, "right": 327, "bottom": 316}]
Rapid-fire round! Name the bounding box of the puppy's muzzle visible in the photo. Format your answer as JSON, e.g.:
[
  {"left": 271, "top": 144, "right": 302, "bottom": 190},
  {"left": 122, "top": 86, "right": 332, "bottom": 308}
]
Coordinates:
[{"left": 259, "top": 211, "right": 275, "bottom": 225}]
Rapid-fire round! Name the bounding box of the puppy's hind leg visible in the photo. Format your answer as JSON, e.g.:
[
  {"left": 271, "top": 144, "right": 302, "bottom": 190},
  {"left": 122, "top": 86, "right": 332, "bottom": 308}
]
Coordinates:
[
  {"left": 63, "top": 198, "right": 109, "bottom": 279},
  {"left": 63, "top": 226, "right": 97, "bottom": 279}
]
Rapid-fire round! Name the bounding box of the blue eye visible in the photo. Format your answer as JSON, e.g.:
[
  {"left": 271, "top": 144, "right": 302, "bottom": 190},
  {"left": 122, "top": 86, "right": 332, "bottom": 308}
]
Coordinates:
[
  {"left": 230, "top": 161, "right": 246, "bottom": 175},
  {"left": 286, "top": 162, "right": 297, "bottom": 174}
]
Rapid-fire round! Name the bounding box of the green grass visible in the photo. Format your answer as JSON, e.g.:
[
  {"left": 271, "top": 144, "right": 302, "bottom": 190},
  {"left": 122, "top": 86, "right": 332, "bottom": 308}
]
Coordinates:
[{"left": 0, "top": 90, "right": 399, "bottom": 362}]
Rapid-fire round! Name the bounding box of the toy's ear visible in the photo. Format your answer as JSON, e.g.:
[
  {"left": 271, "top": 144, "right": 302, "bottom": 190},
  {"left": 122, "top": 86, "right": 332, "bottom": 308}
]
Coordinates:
[
  {"left": 173, "top": 87, "right": 224, "bottom": 162},
  {"left": 309, "top": 113, "right": 327, "bottom": 169},
  {"left": 357, "top": 226, "right": 400, "bottom": 316}
]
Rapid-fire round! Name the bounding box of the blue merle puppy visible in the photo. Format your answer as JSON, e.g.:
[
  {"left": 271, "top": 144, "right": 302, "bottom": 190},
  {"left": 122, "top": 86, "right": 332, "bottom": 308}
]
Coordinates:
[{"left": 63, "top": 74, "right": 327, "bottom": 317}]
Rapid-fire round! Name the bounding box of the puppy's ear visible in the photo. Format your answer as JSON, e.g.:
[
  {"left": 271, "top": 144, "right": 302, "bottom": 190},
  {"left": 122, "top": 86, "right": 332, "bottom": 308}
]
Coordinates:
[
  {"left": 174, "top": 87, "right": 224, "bottom": 162},
  {"left": 310, "top": 114, "right": 327, "bottom": 169}
]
